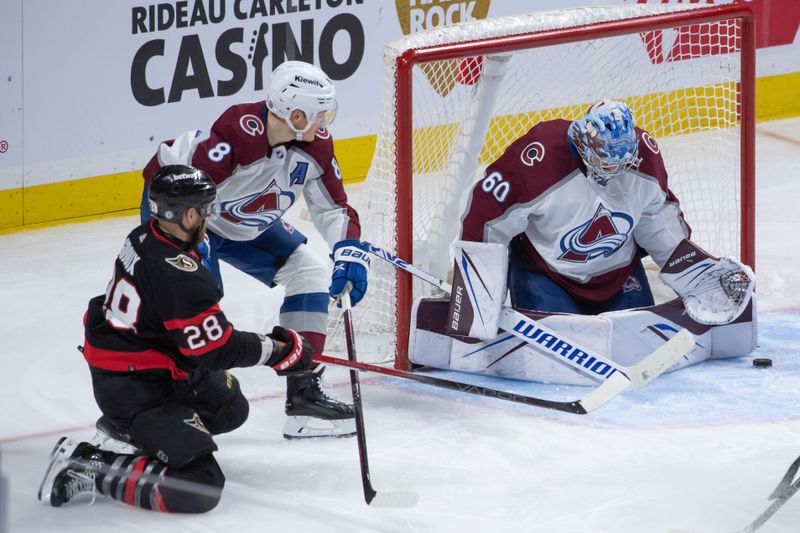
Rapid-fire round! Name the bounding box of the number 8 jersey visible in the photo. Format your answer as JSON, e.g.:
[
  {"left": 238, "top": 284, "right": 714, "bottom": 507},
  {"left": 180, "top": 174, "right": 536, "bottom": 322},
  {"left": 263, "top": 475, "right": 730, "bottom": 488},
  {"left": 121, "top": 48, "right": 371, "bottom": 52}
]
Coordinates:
[
  {"left": 142, "top": 101, "right": 360, "bottom": 247},
  {"left": 82, "top": 220, "right": 264, "bottom": 380}
]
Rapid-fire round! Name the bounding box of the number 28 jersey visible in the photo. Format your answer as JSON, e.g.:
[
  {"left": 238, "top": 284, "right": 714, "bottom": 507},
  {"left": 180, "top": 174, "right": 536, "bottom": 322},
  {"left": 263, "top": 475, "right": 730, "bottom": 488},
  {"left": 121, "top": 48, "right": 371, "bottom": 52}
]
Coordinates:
[{"left": 83, "top": 221, "right": 263, "bottom": 380}]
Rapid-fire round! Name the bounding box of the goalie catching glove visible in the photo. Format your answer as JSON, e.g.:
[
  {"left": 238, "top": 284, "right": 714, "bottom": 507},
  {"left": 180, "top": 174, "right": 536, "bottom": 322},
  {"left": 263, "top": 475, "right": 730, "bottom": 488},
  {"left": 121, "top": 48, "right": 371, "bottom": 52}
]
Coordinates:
[
  {"left": 261, "top": 326, "right": 314, "bottom": 375},
  {"left": 329, "top": 239, "right": 370, "bottom": 306},
  {"left": 659, "top": 239, "right": 755, "bottom": 325}
]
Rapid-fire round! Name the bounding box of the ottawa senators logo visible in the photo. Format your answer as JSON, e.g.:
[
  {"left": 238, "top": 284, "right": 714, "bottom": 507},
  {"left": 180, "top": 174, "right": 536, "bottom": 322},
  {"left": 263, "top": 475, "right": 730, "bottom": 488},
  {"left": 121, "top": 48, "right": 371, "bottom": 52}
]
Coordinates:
[{"left": 165, "top": 254, "right": 198, "bottom": 272}]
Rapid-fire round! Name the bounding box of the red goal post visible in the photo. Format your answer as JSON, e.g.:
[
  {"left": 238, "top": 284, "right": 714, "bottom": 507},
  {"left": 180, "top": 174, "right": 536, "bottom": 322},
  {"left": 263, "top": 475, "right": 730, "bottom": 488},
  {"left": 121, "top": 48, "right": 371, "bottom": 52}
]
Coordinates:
[{"left": 327, "top": 3, "right": 755, "bottom": 370}]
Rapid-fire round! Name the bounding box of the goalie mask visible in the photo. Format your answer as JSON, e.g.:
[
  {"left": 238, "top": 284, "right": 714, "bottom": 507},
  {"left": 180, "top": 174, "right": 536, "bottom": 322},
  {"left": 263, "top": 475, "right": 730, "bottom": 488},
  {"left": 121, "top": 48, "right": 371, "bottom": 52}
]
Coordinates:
[
  {"left": 148, "top": 165, "right": 220, "bottom": 223},
  {"left": 568, "top": 100, "right": 640, "bottom": 184},
  {"left": 266, "top": 61, "right": 337, "bottom": 141}
]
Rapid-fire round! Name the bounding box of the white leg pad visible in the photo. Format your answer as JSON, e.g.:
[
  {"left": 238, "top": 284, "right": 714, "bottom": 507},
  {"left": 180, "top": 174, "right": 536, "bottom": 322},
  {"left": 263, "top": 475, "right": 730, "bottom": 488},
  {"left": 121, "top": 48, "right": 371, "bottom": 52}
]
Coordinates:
[{"left": 410, "top": 296, "right": 757, "bottom": 385}]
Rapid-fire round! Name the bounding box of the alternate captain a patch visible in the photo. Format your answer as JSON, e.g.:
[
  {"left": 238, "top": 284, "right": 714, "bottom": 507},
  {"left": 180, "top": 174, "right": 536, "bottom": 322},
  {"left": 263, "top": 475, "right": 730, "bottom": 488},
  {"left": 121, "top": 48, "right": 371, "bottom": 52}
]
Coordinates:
[{"left": 165, "top": 254, "right": 198, "bottom": 272}]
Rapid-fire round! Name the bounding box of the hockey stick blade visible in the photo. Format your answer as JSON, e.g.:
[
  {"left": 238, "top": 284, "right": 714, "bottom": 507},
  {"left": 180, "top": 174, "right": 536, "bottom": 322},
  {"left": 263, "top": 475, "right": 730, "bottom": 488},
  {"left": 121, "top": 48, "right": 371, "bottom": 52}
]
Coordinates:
[
  {"left": 340, "top": 290, "right": 419, "bottom": 508},
  {"left": 737, "top": 455, "right": 800, "bottom": 533},
  {"left": 628, "top": 328, "right": 694, "bottom": 388},
  {"left": 769, "top": 454, "right": 800, "bottom": 500},
  {"left": 369, "top": 490, "right": 420, "bottom": 508}
]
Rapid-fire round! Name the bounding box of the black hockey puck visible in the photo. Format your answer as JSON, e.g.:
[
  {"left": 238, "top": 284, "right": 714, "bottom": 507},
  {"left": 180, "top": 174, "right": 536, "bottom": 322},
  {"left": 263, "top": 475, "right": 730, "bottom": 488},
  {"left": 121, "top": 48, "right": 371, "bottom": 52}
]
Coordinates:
[{"left": 753, "top": 358, "right": 773, "bottom": 368}]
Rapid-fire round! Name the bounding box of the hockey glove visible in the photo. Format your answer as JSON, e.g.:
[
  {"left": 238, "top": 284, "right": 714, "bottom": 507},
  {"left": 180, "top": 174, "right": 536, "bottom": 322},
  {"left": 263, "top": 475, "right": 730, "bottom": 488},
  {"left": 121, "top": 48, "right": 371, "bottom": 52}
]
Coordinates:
[
  {"left": 264, "top": 326, "right": 314, "bottom": 376},
  {"left": 659, "top": 239, "right": 755, "bottom": 325},
  {"left": 329, "top": 239, "right": 370, "bottom": 306}
]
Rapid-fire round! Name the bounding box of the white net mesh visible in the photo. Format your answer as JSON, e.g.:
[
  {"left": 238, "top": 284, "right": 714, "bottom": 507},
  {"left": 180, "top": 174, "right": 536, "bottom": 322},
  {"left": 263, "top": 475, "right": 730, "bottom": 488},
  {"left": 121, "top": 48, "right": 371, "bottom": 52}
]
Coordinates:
[{"left": 326, "top": 4, "right": 748, "bottom": 363}]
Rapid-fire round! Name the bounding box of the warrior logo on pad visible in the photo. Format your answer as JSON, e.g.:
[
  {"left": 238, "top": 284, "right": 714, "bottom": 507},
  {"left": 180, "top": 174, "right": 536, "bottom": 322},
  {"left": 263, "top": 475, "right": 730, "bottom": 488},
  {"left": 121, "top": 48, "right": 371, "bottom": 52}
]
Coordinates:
[{"left": 558, "top": 204, "right": 633, "bottom": 263}]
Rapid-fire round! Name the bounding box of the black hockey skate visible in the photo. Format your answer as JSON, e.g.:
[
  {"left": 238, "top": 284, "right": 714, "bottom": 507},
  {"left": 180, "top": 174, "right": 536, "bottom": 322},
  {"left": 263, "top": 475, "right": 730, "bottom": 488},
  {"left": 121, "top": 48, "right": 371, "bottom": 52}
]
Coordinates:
[
  {"left": 38, "top": 437, "right": 104, "bottom": 507},
  {"left": 284, "top": 366, "right": 356, "bottom": 439}
]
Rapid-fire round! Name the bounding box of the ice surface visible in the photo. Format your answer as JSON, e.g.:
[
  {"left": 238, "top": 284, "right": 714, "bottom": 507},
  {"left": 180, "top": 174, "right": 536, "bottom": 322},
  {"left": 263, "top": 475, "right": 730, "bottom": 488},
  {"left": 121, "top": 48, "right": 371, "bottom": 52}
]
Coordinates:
[{"left": 1, "top": 118, "right": 799, "bottom": 533}]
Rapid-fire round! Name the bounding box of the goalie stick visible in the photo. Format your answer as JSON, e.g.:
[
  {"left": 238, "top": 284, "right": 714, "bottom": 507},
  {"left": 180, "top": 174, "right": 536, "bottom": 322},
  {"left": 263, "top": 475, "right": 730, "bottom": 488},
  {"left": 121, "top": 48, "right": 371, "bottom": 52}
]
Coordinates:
[
  {"left": 340, "top": 289, "right": 419, "bottom": 508},
  {"left": 361, "top": 241, "right": 693, "bottom": 388},
  {"left": 738, "top": 454, "right": 800, "bottom": 532},
  {"left": 316, "top": 327, "right": 691, "bottom": 415}
]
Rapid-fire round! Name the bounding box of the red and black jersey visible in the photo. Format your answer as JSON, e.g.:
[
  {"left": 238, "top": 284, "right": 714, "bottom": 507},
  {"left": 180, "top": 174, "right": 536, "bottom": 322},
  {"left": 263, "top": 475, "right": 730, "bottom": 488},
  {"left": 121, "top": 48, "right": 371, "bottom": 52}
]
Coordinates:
[{"left": 83, "top": 221, "right": 263, "bottom": 380}]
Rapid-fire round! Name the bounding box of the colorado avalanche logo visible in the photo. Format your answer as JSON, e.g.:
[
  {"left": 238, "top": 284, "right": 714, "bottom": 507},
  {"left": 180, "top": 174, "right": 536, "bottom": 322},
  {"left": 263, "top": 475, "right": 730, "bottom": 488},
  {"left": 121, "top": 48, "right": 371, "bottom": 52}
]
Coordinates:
[
  {"left": 558, "top": 204, "right": 634, "bottom": 263},
  {"left": 622, "top": 275, "right": 643, "bottom": 293},
  {"left": 240, "top": 114, "right": 264, "bottom": 137},
  {"left": 642, "top": 131, "right": 659, "bottom": 154},
  {"left": 520, "top": 141, "right": 545, "bottom": 167},
  {"left": 219, "top": 180, "right": 295, "bottom": 230}
]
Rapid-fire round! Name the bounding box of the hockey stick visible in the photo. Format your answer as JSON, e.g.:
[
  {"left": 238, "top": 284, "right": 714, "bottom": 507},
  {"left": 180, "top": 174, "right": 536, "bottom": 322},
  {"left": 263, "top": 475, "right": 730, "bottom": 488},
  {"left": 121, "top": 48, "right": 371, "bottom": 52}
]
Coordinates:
[
  {"left": 315, "top": 353, "right": 630, "bottom": 414},
  {"left": 340, "top": 289, "right": 419, "bottom": 508},
  {"left": 738, "top": 455, "right": 800, "bottom": 532},
  {"left": 362, "top": 241, "right": 692, "bottom": 388}
]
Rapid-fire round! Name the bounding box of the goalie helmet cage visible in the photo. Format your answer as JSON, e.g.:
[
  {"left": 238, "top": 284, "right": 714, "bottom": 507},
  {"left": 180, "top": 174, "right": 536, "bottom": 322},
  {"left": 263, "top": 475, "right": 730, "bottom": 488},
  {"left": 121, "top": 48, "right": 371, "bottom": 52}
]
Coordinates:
[{"left": 326, "top": 3, "right": 755, "bottom": 370}]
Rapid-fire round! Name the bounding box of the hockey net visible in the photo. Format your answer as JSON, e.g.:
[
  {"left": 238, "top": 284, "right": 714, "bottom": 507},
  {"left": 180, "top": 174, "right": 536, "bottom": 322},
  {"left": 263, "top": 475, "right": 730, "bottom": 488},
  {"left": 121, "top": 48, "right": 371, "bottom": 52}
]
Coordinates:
[{"left": 326, "top": 3, "right": 755, "bottom": 368}]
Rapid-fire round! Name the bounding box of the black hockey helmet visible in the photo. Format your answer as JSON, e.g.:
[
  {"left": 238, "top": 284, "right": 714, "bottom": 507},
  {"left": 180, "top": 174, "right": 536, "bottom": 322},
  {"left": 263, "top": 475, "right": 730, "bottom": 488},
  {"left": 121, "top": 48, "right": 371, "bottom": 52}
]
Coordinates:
[{"left": 148, "top": 165, "right": 219, "bottom": 222}]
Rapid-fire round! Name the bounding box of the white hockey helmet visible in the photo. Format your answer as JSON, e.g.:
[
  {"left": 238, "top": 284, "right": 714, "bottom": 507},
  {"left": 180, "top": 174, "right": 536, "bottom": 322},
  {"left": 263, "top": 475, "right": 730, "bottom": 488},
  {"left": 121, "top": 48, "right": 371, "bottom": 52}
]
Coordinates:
[{"left": 266, "top": 60, "right": 337, "bottom": 140}]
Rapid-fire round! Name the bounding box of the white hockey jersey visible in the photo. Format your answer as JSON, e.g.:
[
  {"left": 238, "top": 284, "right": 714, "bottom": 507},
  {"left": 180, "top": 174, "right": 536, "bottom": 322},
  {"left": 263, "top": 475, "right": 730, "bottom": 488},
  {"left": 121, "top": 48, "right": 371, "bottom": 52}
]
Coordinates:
[
  {"left": 143, "top": 102, "right": 360, "bottom": 247},
  {"left": 460, "top": 119, "right": 690, "bottom": 302}
]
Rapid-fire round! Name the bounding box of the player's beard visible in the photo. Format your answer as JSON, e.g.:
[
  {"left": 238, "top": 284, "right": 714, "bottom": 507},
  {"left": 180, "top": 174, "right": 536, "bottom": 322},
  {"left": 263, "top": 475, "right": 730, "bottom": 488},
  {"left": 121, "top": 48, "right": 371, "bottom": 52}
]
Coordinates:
[{"left": 190, "top": 218, "right": 207, "bottom": 245}]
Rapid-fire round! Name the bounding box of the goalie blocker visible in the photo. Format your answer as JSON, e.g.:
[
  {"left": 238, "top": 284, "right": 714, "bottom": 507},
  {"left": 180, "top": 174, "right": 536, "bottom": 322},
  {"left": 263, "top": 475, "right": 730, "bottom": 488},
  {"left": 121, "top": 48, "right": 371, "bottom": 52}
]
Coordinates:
[
  {"left": 411, "top": 297, "right": 756, "bottom": 386},
  {"left": 447, "top": 241, "right": 507, "bottom": 340}
]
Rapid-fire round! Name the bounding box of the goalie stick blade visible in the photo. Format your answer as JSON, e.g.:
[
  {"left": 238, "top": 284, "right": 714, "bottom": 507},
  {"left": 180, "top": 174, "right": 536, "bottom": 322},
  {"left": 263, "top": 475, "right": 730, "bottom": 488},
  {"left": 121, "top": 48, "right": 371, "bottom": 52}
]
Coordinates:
[
  {"left": 628, "top": 329, "right": 695, "bottom": 389},
  {"left": 368, "top": 490, "right": 420, "bottom": 508},
  {"left": 575, "top": 371, "right": 630, "bottom": 414},
  {"left": 578, "top": 330, "right": 694, "bottom": 411}
]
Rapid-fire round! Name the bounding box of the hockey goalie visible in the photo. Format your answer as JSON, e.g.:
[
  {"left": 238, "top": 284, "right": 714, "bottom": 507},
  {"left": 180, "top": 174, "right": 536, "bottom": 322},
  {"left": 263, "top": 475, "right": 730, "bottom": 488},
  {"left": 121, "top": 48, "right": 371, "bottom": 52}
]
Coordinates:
[{"left": 408, "top": 100, "right": 757, "bottom": 385}]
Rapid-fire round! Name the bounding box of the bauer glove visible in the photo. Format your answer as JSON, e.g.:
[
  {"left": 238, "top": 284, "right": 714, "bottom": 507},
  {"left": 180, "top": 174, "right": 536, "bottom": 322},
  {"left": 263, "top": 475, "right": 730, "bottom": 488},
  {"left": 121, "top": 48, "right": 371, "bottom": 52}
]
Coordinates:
[
  {"left": 264, "top": 326, "right": 314, "bottom": 376},
  {"left": 329, "top": 240, "right": 370, "bottom": 306}
]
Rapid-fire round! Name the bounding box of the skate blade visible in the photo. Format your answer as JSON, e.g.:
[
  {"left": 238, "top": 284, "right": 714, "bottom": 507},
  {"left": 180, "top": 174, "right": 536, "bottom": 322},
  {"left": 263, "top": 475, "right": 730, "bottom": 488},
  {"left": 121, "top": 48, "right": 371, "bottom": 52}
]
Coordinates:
[
  {"left": 37, "top": 437, "right": 77, "bottom": 504},
  {"left": 283, "top": 416, "right": 356, "bottom": 439}
]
